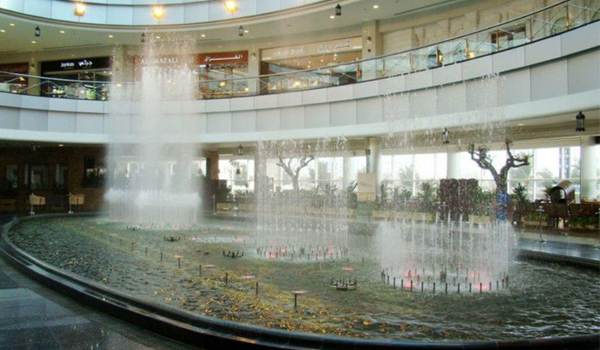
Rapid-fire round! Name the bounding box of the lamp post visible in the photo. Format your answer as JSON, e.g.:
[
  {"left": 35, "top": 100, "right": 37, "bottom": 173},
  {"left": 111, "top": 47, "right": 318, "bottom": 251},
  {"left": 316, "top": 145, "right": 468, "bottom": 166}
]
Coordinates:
[{"left": 536, "top": 205, "right": 546, "bottom": 243}]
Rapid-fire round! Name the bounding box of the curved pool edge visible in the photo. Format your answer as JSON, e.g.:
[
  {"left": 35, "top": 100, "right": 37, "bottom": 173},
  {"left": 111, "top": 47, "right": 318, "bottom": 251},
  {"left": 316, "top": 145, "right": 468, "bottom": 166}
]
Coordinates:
[{"left": 1, "top": 214, "right": 599, "bottom": 350}]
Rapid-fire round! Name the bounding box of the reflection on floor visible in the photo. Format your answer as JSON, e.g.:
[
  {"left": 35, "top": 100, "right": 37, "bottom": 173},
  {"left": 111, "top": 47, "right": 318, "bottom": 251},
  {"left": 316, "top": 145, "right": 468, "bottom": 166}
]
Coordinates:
[{"left": 0, "top": 255, "right": 198, "bottom": 350}]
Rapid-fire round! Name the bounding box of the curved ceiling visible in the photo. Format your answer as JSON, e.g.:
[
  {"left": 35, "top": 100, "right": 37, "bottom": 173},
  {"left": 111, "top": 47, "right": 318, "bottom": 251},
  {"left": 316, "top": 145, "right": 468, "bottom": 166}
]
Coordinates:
[{"left": 0, "top": 0, "right": 466, "bottom": 54}]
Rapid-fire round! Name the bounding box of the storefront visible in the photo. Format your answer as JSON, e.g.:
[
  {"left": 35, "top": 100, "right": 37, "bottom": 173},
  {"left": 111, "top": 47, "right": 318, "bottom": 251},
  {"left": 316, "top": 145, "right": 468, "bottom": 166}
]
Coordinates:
[
  {"left": 41, "top": 57, "right": 111, "bottom": 100},
  {"left": 0, "top": 62, "right": 29, "bottom": 93},
  {"left": 260, "top": 37, "right": 362, "bottom": 93},
  {"left": 197, "top": 51, "right": 248, "bottom": 99},
  {"left": 132, "top": 51, "right": 249, "bottom": 99}
]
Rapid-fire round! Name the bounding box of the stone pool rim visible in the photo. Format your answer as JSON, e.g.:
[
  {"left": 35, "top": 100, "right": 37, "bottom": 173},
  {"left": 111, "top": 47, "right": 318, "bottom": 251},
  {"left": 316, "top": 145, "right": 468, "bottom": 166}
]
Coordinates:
[{"left": 1, "top": 213, "right": 598, "bottom": 350}]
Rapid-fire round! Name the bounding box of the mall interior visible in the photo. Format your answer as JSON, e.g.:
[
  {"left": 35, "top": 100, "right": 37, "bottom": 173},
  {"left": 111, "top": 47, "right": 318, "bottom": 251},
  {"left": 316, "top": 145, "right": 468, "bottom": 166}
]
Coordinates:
[{"left": 0, "top": 0, "right": 599, "bottom": 349}]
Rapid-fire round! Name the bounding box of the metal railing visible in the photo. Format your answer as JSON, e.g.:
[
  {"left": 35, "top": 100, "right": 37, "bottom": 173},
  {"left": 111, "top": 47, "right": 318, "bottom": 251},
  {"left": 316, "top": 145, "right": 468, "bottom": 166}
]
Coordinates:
[{"left": 0, "top": 0, "right": 598, "bottom": 101}]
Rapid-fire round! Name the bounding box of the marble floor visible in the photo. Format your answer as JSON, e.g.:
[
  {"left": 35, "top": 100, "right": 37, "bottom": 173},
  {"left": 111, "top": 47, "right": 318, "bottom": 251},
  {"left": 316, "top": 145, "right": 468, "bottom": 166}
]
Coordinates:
[{"left": 0, "top": 257, "right": 199, "bottom": 350}]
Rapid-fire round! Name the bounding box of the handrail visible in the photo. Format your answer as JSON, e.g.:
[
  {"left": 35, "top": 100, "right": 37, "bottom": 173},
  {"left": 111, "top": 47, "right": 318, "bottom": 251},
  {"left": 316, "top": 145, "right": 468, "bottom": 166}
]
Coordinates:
[{"left": 1, "top": 0, "right": 598, "bottom": 99}]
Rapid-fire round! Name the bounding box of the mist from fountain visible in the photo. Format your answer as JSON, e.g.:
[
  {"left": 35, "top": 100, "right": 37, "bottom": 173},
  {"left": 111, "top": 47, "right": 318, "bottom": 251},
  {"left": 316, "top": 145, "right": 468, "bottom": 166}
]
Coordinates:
[
  {"left": 254, "top": 138, "right": 350, "bottom": 261},
  {"left": 105, "top": 37, "right": 200, "bottom": 226}
]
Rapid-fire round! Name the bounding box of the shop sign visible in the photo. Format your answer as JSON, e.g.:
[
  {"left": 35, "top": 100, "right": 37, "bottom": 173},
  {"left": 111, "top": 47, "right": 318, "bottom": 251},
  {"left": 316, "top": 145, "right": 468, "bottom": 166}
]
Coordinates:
[
  {"left": 0, "top": 62, "right": 29, "bottom": 74},
  {"left": 262, "top": 37, "right": 362, "bottom": 61},
  {"left": 133, "top": 55, "right": 183, "bottom": 66},
  {"left": 357, "top": 173, "right": 376, "bottom": 202},
  {"left": 41, "top": 57, "right": 111, "bottom": 73},
  {"left": 197, "top": 51, "right": 248, "bottom": 66}
]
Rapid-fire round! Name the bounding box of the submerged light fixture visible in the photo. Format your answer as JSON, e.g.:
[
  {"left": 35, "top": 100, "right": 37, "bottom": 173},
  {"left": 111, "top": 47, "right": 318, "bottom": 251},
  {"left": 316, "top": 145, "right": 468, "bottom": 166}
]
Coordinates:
[
  {"left": 335, "top": 3, "right": 342, "bottom": 16},
  {"left": 442, "top": 128, "right": 450, "bottom": 144},
  {"left": 74, "top": 2, "right": 86, "bottom": 16},
  {"left": 34, "top": 26, "right": 41, "bottom": 37},
  {"left": 575, "top": 111, "right": 585, "bottom": 132}
]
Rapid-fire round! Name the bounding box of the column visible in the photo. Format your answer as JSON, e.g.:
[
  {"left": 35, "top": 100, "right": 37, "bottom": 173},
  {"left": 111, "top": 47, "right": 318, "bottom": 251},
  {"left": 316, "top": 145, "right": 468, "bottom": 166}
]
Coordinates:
[
  {"left": 205, "top": 150, "right": 219, "bottom": 181},
  {"left": 343, "top": 154, "right": 358, "bottom": 189},
  {"left": 361, "top": 21, "right": 383, "bottom": 81},
  {"left": 366, "top": 137, "right": 381, "bottom": 190},
  {"left": 446, "top": 145, "right": 461, "bottom": 179},
  {"left": 28, "top": 56, "right": 40, "bottom": 96},
  {"left": 580, "top": 137, "right": 598, "bottom": 200}
]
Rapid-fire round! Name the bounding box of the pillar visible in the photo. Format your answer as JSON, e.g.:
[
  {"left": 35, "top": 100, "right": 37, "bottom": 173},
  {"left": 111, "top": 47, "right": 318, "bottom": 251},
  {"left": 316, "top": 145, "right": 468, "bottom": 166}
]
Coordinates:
[
  {"left": 580, "top": 137, "right": 598, "bottom": 201},
  {"left": 366, "top": 137, "right": 381, "bottom": 191},
  {"left": 205, "top": 150, "right": 219, "bottom": 181},
  {"left": 247, "top": 45, "right": 260, "bottom": 95},
  {"left": 343, "top": 154, "right": 358, "bottom": 189},
  {"left": 28, "top": 56, "right": 40, "bottom": 96},
  {"left": 361, "top": 21, "right": 383, "bottom": 81},
  {"left": 446, "top": 145, "right": 461, "bottom": 179}
]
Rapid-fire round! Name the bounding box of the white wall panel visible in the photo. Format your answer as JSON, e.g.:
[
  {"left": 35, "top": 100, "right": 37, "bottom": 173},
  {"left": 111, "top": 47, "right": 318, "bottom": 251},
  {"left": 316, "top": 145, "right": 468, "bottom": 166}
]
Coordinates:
[
  {"left": 77, "top": 100, "right": 104, "bottom": 114},
  {"left": 255, "top": 95, "right": 278, "bottom": 109},
  {"left": 207, "top": 113, "right": 232, "bottom": 133},
  {"left": 278, "top": 92, "right": 302, "bottom": 107},
  {"left": 256, "top": 109, "right": 280, "bottom": 131},
  {"left": 47, "top": 112, "right": 76, "bottom": 133},
  {"left": 498, "top": 69, "right": 531, "bottom": 106},
  {"left": 409, "top": 89, "right": 437, "bottom": 118},
  {"left": 492, "top": 47, "right": 525, "bottom": 73},
  {"left": 405, "top": 70, "right": 432, "bottom": 90},
  {"left": 327, "top": 85, "right": 353, "bottom": 102},
  {"left": 76, "top": 113, "right": 104, "bottom": 133},
  {"left": 280, "top": 106, "right": 304, "bottom": 130},
  {"left": 354, "top": 80, "right": 379, "bottom": 99},
  {"left": 530, "top": 60, "right": 568, "bottom": 101},
  {"left": 181, "top": 114, "right": 206, "bottom": 135},
  {"left": 304, "top": 104, "right": 329, "bottom": 128},
  {"left": 356, "top": 98, "right": 382, "bottom": 124},
  {"left": 231, "top": 111, "right": 257, "bottom": 133},
  {"left": 84, "top": 4, "right": 108, "bottom": 24},
  {"left": 183, "top": 2, "right": 209, "bottom": 23},
  {"left": 567, "top": 50, "right": 600, "bottom": 95},
  {"left": 20, "top": 110, "right": 48, "bottom": 131},
  {"left": 330, "top": 101, "right": 357, "bottom": 126},
  {"left": 205, "top": 98, "right": 230, "bottom": 112},
  {"left": 23, "top": 0, "right": 51, "bottom": 18},
  {"left": 562, "top": 22, "right": 600, "bottom": 56},
  {"left": 437, "top": 84, "right": 466, "bottom": 115},
  {"left": 21, "top": 95, "right": 49, "bottom": 111},
  {"left": 0, "top": 107, "right": 20, "bottom": 129},
  {"left": 107, "top": 5, "right": 134, "bottom": 25},
  {"left": 48, "top": 98, "right": 77, "bottom": 112},
  {"left": 462, "top": 56, "right": 493, "bottom": 81},
  {"left": 432, "top": 63, "right": 462, "bottom": 86},
  {"left": 230, "top": 97, "right": 254, "bottom": 111},
  {"left": 466, "top": 77, "right": 499, "bottom": 111},
  {"left": 378, "top": 76, "right": 405, "bottom": 95},
  {"left": 525, "top": 36, "right": 561, "bottom": 66},
  {"left": 302, "top": 89, "right": 327, "bottom": 104}
]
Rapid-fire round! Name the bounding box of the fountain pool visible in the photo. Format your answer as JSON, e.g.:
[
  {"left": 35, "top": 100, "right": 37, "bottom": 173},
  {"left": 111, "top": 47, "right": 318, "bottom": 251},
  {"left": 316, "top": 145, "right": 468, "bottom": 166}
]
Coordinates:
[{"left": 5, "top": 215, "right": 599, "bottom": 342}]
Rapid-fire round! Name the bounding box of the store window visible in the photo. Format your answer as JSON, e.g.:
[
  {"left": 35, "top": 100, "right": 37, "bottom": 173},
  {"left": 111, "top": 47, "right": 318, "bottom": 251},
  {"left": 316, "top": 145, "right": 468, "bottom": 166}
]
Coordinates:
[
  {"left": 491, "top": 24, "right": 527, "bottom": 50},
  {"left": 260, "top": 37, "right": 362, "bottom": 93},
  {"left": 24, "top": 164, "right": 49, "bottom": 191},
  {"left": 55, "top": 164, "right": 69, "bottom": 193},
  {"left": 197, "top": 51, "right": 249, "bottom": 99},
  {"left": 41, "top": 57, "right": 111, "bottom": 100},
  {"left": 5, "top": 164, "right": 18, "bottom": 191},
  {"left": 0, "top": 62, "right": 29, "bottom": 94}
]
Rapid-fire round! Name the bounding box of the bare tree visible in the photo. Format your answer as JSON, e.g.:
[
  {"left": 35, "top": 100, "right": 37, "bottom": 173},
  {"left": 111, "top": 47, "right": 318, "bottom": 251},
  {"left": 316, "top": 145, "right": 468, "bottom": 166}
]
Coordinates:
[
  {"left": 276, "top": 154, "right": 314, "bottom": 192},
  {"left": 468, "top": 139, "right": 530, "bottom": 195}
]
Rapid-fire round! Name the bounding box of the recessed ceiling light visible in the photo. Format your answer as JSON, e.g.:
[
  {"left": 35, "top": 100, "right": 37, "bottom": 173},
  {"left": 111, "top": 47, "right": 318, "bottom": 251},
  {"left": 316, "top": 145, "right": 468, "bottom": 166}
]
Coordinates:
[
  {"left": 201, "top": 34, "right": 206, "bottom": 38},
  {"left": 58, "top": 144, "right": 64, "bottom": 147},
  {"left": 31, "top": 40, "right": 36, "bottom": 44},
  {"left": 330, "top": 15, "right": 335, "bottom": 19},
  {"left": 244, "top": 30, "right": 249, "bottom": 33},
  {"left": 156, "top": 36, "right": 161, "bottom": 39},
  {"left": 60, "top": 30, "right": 65, "bottom": 34},
  {"left": 0, "top": 29, "right": 5, "bottom": 33},
  {"left": 373, "top": 4, "right": 379, "bottom": 9},
  {"left": 108, "top": 34, "right": 114, "bottom": 38},
  {"left": 9, "top": 23, "right": 15, "bottom": 27},
  {"left": 517, "top": 123, "right": 525, "bottom": 126}
]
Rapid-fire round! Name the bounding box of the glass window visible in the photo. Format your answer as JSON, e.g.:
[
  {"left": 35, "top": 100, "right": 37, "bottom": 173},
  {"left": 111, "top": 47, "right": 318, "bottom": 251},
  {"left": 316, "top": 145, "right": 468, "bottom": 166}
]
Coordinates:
[
  {"left": 27, "top": 165, "right": 49, "bottom": 190},
  {"left": 5, "top": 164, "right": 18, "bottom": 190},
  {"left": 55, "top": 164, "right": 69, "bottom": 193}
]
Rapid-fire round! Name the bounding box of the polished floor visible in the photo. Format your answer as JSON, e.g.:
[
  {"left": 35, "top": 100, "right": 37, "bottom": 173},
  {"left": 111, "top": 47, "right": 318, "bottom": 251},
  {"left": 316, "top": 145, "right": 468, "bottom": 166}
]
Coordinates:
[{"left": 0, "top": 255, "right": 199, "bottom": 350}]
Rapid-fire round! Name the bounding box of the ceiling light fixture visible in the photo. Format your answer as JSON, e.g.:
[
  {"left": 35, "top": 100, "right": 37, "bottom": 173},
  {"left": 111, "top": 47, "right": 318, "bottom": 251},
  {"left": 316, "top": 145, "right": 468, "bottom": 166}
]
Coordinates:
[
  {"left": 238, "top": 25, "right": 244, "bottom": 36},
  {"left": 108, "top": 34, "right": 113, "bottom": 38},
  {"left": 335, "top": 3, "right": 342, "bottom": 16},
  {"left": 224, "top": 1, "right": 237, "bottom": 12},
  {"left": 330, "top": 15, "right": 335, "bottom": 19},
  {"left": 31, "top": 40, "right": 37, "bottom": 44},
  {"left": 442, "top": 128, "right": 450, "bottom": 144},
  {"left": 74, "top": 3, "right": 86, "bottom": 16},
  {"left": 60, "top": 30, "right": 65, "bottom": 34},
  {"left": 9, "top": 23, "right": 15, "bottom": 27},
  {"left": 152, "top": 6, "right": 165, "bottom": 19},
  {"left": 0, "top": 29, "right": 5, "bottom": 33},
  {"left": 237, "top": 144, "right": 244, "bottom": 155},
  {"left": 35, "top": 26, "right": 41, "bottom": 37},
  {"left": 201, "top": 34, "right": 206, "bottom": 37},
  {"left": 156, "top": 36, "right": 161, "bottom": 39},
  {"left": 373, "top": 4, "right": 379, "bottom": 9},
  {"left": 141, "top": 32, "right": 146, "bottom": 43}
]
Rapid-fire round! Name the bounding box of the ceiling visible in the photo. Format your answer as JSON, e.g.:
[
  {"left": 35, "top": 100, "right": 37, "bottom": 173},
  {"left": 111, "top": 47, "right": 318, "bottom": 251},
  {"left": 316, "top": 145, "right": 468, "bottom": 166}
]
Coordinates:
[{"left": 0, "top": 0, "right": 466, "bottom": 55}]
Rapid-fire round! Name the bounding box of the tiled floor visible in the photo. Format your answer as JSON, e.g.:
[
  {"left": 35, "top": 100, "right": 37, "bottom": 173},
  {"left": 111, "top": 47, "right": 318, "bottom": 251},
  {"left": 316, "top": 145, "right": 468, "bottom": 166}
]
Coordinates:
[{"left": 0, "top": 255, "right": 198, "bottom": 350}]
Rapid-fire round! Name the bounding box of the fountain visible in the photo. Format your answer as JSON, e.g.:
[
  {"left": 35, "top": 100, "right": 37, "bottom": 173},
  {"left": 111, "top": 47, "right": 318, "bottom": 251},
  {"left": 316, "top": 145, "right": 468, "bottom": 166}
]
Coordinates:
[{"left": 104, "top": 37, "right": 200, "bottom": 226}]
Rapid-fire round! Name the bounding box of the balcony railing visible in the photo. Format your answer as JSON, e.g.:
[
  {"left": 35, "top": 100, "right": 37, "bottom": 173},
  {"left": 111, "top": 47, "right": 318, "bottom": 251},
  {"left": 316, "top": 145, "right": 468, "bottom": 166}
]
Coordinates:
[{"left": 0, "top": 0, "right": 598, "bottom": 101}]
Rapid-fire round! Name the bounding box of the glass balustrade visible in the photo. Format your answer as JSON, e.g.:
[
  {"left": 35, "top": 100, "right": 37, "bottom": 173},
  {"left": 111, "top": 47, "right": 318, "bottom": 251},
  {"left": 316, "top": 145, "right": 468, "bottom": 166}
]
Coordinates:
[{"left": 0, "top": 0, "right": 597, "bottom": 101}]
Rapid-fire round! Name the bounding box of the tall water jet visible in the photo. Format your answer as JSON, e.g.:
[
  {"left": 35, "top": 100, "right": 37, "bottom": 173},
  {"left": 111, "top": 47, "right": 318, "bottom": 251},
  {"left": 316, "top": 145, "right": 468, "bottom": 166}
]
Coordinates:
[
  {"left": 105, "top": 37, "right": 200, "bottom": 226},
  {"left": 255, "top": 138, "right": 350, "bottom": 260}
]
